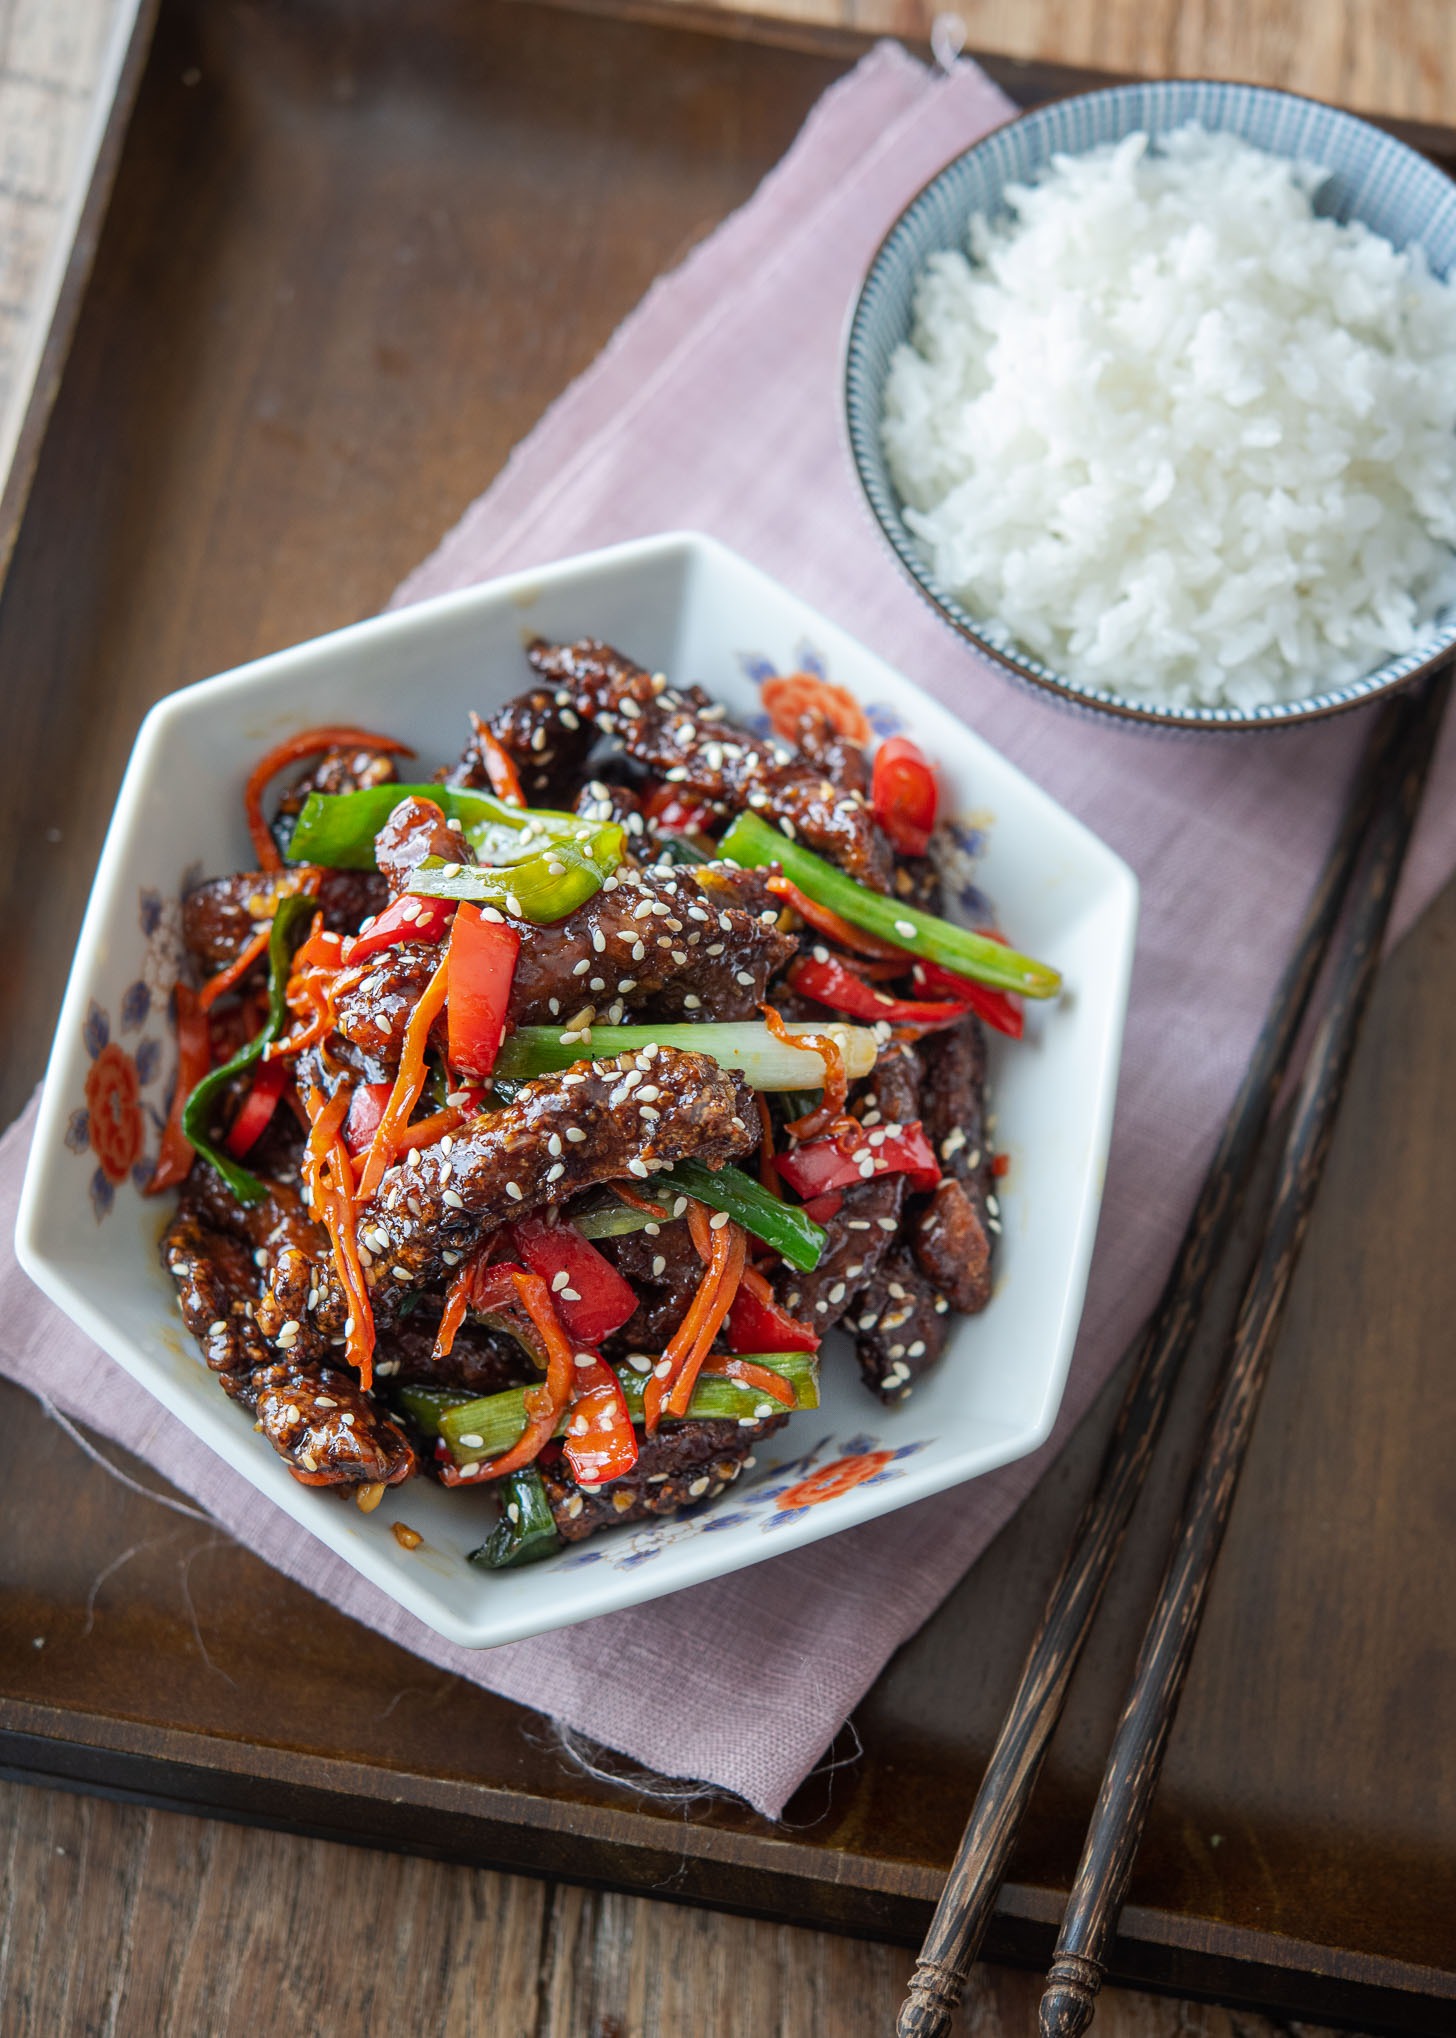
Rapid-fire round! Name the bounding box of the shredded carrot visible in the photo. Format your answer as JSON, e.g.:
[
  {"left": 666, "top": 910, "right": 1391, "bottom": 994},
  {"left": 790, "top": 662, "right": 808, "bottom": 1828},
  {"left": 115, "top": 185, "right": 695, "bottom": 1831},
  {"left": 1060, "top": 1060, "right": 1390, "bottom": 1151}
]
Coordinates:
[
  {"left": 302, "top": 1083, "right": 377, "bottom": 1389},
  {"left": 393, "top": 1106, "right": 466, "bottom": 1157},
  {"left": 754, "top": 1093, "right": 781, "bottom": 1198},
  {"left": 612, "top": 1181, "right": 670, "bottom": 1219},
  {"left": 466, "top": 1271, "right": 576, "bottom": 1478},
  {"left": 244, "top": 725, "right": 414, "bottom": 871},
  {"left": 766, "top": 874, "right": 905, "bottom": 963},
  {"left": 469, "top": 712, "right": 526, "bottom": 807},
  {"left": 645, "top": 1205, "right": 748, "bottom": 1429},
  {"left": 433, "top": 1237, "right": 487, "bottom": 1362},
  {"left": 198, "top": 920, "right": 273, "bottom": 1011},
  {"left": 704, "top": 1355, "right": 796, "bottom": 1410},
  {"left": 760, "top": 1000, "right": 848, "bottom": 1140},
  {"left": 355, "top": 953, "right": 451, "bottom": 1199}
]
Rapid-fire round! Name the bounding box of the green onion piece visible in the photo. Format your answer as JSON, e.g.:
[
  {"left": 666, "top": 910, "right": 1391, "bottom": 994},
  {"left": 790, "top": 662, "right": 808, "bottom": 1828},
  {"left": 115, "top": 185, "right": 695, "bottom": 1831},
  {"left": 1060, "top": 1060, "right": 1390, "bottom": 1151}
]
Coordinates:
[
  {"left": 570, "top": 1197, "right": 663, "bottom": 1241},
  {"left": 469, "top": 1467, "right": 561, "bottom": 1569},
  {"left": 653, "top": 833, "right": 711, "bottom": 865},
  {"left": 285, "top": 783, "right": 581, "bottom": 870},
  {"left": 493, "top": 1020, "right": 878, "bottom": 1089},
  {"left": 180, "top": 892, "right": 315, "bottom": 1204},
  {"left": 431, "top": 1350, "right": 820, "bottom": 1467},
  {"left": 717, "top": 809, "right": 1062, "bottom": 999},
  {"left": 663, "top": 1158, "right": 826, "bottom": 1272},
  {"left": 393, "top": 1384, "right": 475, "bottom": 1437},
  {"left": 407, "top": 824, "right": 623, "bottom": 924}
]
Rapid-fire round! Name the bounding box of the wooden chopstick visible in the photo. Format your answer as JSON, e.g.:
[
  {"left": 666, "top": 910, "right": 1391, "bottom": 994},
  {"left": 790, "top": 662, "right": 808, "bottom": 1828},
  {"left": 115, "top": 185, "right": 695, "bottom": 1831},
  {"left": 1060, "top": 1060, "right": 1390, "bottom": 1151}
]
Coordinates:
[
  {"left": 895, "top": 671, "right": 1447, "bottom": 2038},
  {"left": 1036, "top": 666, "right": 1451, "bottom": 2038}
]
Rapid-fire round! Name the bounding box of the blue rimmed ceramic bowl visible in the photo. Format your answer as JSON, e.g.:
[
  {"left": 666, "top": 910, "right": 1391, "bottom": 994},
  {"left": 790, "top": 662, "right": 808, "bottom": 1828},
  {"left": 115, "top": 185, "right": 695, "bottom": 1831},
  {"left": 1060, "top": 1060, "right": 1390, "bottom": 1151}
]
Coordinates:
[{"left": 844, "top": 79, "right": 1456, "bottom": 732}]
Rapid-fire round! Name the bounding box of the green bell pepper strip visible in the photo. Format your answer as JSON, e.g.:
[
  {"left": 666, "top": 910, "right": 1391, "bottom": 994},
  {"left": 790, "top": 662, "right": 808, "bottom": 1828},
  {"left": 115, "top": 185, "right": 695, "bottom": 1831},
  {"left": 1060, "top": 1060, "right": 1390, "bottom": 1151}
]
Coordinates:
[
  {"left": 493, "top": 1020, "right": 878, "bottom": 1090},
  {"left": 397, "top": 1349, "right": 819, "bottom": 1464},
  {"left": 285, "top": 783, "right": 581, "bottom": 870},
  {"left": 661, "top": 1158, "right": 826, "bottom": 1272},
  {"left": 179, "top": 892, "right": 316, "bottom": 1205},
  {"left": 405, "top": 825, "right": 624, "bottom": 925},
  {"left": 717, "top": 809, "right": 1062, "bottom": 999},
  {"left": 470, "top": 1467, "right": 561, "bottom": 1570}
]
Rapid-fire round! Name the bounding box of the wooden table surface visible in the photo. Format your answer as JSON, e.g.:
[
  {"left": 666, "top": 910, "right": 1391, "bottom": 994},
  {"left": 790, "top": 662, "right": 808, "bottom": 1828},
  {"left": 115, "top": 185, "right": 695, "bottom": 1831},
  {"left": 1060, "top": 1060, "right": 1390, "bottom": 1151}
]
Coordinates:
[{"left": 1, "top": 2, "right": 1447, "bottom": 2033}]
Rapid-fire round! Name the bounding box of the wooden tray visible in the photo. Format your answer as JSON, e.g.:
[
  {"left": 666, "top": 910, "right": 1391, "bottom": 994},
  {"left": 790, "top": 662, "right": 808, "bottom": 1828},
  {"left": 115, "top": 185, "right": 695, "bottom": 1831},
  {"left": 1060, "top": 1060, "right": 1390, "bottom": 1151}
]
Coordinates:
[{"left": 3, "top": 3, "right": 1454, "bottom": 2028}]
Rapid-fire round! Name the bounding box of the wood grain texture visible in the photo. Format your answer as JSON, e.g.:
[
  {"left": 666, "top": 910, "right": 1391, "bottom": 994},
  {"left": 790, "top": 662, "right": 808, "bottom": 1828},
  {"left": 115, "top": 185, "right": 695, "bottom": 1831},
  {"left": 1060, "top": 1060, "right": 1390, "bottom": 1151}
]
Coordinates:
[
  {"left": 898, "top": 695, "right": 1414, "bottom": 2038},
  {"left": 642, "top": 0, "right": 1456, "bottom": 126},
  {"left": 1, "top": 2, "right": 1454, "bottom": 2034},
  {"left": 0, "top": 1778, "right": 1352, "bottom": 2037}
]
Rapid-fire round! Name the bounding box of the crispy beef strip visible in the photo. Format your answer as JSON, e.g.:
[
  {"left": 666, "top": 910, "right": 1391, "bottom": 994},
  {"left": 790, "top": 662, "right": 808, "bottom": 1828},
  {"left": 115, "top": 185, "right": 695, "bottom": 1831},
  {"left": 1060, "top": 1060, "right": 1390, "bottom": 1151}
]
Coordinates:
[
  {"left": 375, "top": 1317, "right": 530, "bottom": 1395},
  {"left": 526, "top": 637, "right": 894, "bottom": 890},
  {"left": 851, "top": 1247, "right": 950, "bottom": 1404},
  {"left": 260, "top": 1047, "right": 756, "bottom": 1339},
  {"left": 782, "top": 703, "right": 869, "bottom": 798},
  {"left": 506, "top": 862, "right": 795, "bottom": 1027},
  {"left": 220, "top": 1361, "right": 416, "bottom": 1488},
  {"left": 444, "top": 698, "right": 595, "bottom": 806},
  {"left": 374, "top": 794, "right": 472, "bottom": 896},
  {"left": 912, "top": 1015, "right": 996, "bottom": 1315},
  {"left": 331, "top": 939, "right": 446, "bottom": 1078},
  {"left": 537, "top": 1415, "right": 788, "bottom": 1541},
  {"left": 160, "top": 1199, "right": 414, "bottom": 1487},
  {"left": 272, "top": 744, "right": 402, "bottom": 858},
  {"left": 178, "top": 1163, "right": 349, "bottom": 1360},
  {"left": 598, "top": 1219, "right": 702, "bottom": 1356},
  {"left": 182, "top": 867, "right": 386, "bottom": 974}
]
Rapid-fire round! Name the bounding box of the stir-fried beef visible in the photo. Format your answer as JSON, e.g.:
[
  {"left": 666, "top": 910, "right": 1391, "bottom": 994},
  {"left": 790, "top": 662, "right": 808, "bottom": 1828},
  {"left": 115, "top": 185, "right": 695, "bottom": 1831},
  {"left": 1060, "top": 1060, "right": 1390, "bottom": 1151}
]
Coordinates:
[
  {"left": 445, "top": 699, "right": 595, "bottom": 806},
  {"left": 775, "top": 1176, "right": 905, "bottom": 1333},
  {"left": 350, "top": 1046, "right": 756, "bottom": 1322},
  {"left": 221, "top": 1360, "right": 416, "bottom": 1488},
  {"left": 912, "top": 1016, "right": 995, "bottom": 1314},
  {"left": 781, "top": 704, "right": 869, "bottom": 799},
  {"left": 183, "top": 867, "right": 387, "bottom": 973},
  {"left": 597, "top": 1219, "right": 702, "bottom": 1355},
  {"left": 376, "top": 1317, "right": 530, "bottom": 1394},
  {"left": 527, "top": 637, "right": 893, "bottom": 890},
  {"left": 272, "top": 744, "right": 402, "bottom": 858},
  {"left": 850, "top": 1248, "right": 949, "bottom": 1403},
  {"left": 331, "top": 939, "right": 445, "bottom": 1076},
  {"left": 538, "top": 1414, "right": 787, "bottom": 1541},
  {"left": 374, "top": 795, "right": 470, "bottom": 896},
  {"left": 161, "top": 1206, "right": 273, "bottom": 1375},
  {"left": 506, "top": 863, "right": 795, "bottom": 1027}
]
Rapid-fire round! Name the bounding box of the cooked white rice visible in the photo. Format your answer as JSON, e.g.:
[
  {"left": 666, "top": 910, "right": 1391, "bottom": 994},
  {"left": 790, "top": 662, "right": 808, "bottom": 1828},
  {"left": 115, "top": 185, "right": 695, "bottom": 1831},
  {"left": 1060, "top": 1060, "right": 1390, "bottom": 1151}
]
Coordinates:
[{"left": 881, "top": 127, "right": 1456, "bottom": 709}]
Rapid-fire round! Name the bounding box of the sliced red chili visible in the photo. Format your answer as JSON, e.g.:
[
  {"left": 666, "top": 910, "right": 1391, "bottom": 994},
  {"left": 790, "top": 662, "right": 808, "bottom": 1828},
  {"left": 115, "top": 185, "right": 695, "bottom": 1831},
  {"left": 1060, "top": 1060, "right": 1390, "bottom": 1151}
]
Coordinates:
[
  {"left": 146, "top": 984, "right": 213, "bottom": 1193},
  {"left": 446, "top": 902, "right": 522, "bottom": 1080},
  {"left": 643, "top": 782, "right": 716, "bottom": 837},
  {"left": 224, "top": 1058, "right": 290, "bottom": 1158},
  {"left": 342, "top": 892, "right": 455, "bottom": 965},
  {"left": 776, "top": 1121, "right": 941, "bottom": 1200},
  {"left": 912, "top": 957, "right": 1024, "bottom": 1040},
  {"left": 787, "top": 953, "right": 973, "bottom": 1029},
  {"left": 561, "top": 1350, "right": 639, "bottom": 1485},
  {"left": 871, "top": 735, "right": 937, "bottom": 857},
  {"left": 343, "top": 1080, "right": 395, "bottom": 1157},
  {"left": 510, "top": 1213, "right": 638, "bottom": 1348},
  {"left": 725, "top": 1280, "right": 820, "bottom": 1356}
]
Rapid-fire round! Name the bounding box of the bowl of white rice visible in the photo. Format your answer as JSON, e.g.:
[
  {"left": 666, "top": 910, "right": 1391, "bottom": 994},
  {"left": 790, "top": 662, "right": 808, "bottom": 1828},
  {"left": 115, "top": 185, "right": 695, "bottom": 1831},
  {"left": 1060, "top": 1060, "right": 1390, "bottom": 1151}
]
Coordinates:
[{"left": 844, "top": 81, "right": 1456, "bottom": 728}]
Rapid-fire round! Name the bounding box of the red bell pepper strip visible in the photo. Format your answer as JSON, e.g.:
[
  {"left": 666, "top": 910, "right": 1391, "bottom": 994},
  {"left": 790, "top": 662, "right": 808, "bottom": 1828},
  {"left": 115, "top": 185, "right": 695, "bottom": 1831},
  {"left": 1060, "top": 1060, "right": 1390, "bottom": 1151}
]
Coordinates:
[
  {"left": 912, "top": 956, "right": 1024, "bottom": 1041},
  {"left": 243, "top": 725, "right": 414, "bottom": 871},
  {"left": 146, "top": 984, "right": 213, "bottom": 1193},
  {"left": 776, "top": 1121, "right": 942, "bottom": 1200},
  {"left": 342, "top": 892, "right": 455, "bottom": 965},
  {"left": 643, "top": 782, "right": 716, "bottom": 837},
  {"left": 509, "top": 1213, "right": 638, "bottom": 1348},
  {"left": 343, "top": 1080, "right": 395, "bottom": 1157},
  {"left": 764, "top": 875, "right": 904, "bottom": 963},
  {"left": 446, "top": 902, "right": 521, "bottom": 1081},
  {"left": 561, "top": 1350, "right": 639, "bottom": 1485},
  {"left": 224, "top": 1058, "right": 290, "bottom": 1158},
  {"left": 726, "top": 1274, "right": 820, "bottom": 1356},
  {"left": 871, "top": 735, "right": 937, "bottom": 857},
  {"left": 787, "top": 953, "right": 974, "bottom": 1030},
  {"left": 800, "top": 1190, "right": 843, "bottom": 1224}
]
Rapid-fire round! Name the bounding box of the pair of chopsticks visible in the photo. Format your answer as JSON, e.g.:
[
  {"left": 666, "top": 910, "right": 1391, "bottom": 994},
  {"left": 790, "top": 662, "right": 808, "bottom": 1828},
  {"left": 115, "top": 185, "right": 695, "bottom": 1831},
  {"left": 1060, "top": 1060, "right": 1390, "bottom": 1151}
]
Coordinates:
[{"left": 896, "top": 667, "right": 1452, "bottom": 2038}]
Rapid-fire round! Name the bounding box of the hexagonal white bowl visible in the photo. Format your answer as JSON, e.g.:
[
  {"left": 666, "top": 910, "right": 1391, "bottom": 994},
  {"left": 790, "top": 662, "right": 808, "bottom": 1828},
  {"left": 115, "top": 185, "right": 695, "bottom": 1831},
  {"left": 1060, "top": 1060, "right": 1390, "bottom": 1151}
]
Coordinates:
[{"left": 16, "top": 532, "right": 1137, "bottom": 1648}]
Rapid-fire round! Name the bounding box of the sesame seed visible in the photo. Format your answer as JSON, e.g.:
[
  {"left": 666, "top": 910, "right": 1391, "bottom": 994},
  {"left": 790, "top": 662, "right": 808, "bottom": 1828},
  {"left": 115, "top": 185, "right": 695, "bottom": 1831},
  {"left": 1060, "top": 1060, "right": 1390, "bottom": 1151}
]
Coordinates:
[
  {"left": 565, "top": 1126, "right": 586, "bottom": 1142},
  {"left": 688, "top": 1476, "right": 710, "bottom": 1498},
  {"left": 573, "top": 1351, "right": 595, "bottom": 1368},
  {"left": 551, "top": 1270, "right": 570, "bottom": 1293},
  {"left": 443, "top": 1189, "right": 464, "bottom": 1209},
  {"left": 547, "top": 1162, "right": 565, "bottom": 1183},
  {"left": 628, "top": 1158, "right": 650, "bottom": 1178},
  {"left": 653, "top": 1360, "right": 672, "bottom": 1378},
  {"left": 566, "top": 1495, "right": 584, "bottom": 1518},
  {"left": 709, "top": 1210, "right": 730, "bottom": 1230},
  {"left": 506, "top": 1182, "right": 524, "bottom": 1200},
  {"left": 458, "top": 1432, "right": 484, "bottom": 1448}
]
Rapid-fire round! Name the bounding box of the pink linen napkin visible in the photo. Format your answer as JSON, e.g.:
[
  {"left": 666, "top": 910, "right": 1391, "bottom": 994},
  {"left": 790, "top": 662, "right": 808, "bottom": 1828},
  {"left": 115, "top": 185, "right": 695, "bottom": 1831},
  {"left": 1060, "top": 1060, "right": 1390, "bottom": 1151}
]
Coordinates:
[{"left": 7, "top": 44, "right": 1456, "bottom": 1821}]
